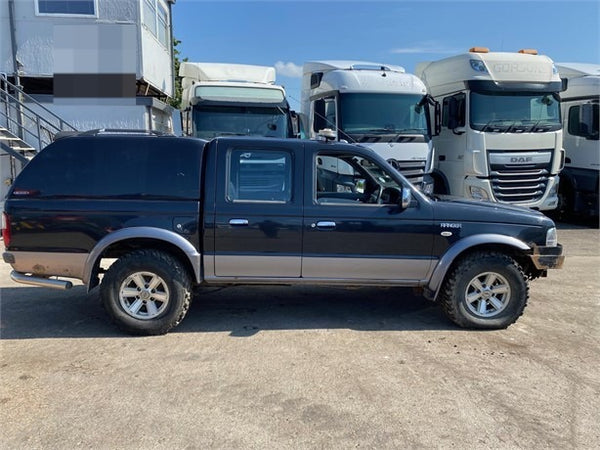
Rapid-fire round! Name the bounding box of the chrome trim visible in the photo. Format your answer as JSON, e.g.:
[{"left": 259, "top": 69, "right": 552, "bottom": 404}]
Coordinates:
[
  {"left": 426, "top": 234, "right": 530, "bottom": 301},
  {"left": 83, "top": 227, "right": 202, "bottom": 286},
  {"left": 6, "top": 251, "right": 87, "bottom": 279},
  {"left": 315, "top": 221, "right": 336, "bottom": 229},
  {"left": 302, "top": 256, "right": 434, "bottom": 280},
  {"left": 10, "top": 271, "right": 73, "bottom": 290}
]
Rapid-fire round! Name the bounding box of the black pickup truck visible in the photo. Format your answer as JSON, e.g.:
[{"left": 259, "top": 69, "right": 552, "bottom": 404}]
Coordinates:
[{"left": 1, "top": 131, "right": 564, "bottom": 335}]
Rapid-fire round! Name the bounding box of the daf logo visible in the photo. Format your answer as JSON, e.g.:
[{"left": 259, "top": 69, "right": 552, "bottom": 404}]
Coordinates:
[{"left": 510, "top": 156, "right": 533, "bottom": 163}]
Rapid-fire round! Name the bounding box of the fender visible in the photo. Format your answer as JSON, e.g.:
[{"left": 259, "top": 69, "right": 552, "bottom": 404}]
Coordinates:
[
  {"left": 83, "top": 227, "right": 202, "bottom": 287},
  {"left": 425, "top": 234, "right": 530, "bottom": 301}
]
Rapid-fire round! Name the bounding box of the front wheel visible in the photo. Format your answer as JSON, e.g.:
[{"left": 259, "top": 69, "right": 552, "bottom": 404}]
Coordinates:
[
  {"left": 439, "top": 252, "right": 528, "bottom": 329},
  {"left": 101, "top": 249, "right": 192, "bottom": 335}
]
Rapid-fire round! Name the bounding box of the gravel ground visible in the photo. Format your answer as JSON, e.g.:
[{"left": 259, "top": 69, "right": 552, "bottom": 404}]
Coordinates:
[{"left": 1, "top": 221, "right": 599, "bottom": 449}]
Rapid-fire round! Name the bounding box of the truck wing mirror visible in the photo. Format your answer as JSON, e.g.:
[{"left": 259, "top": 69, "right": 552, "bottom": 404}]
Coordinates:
[
  {"left": 434, "top": 100, "right": 441, "bottom": 136},
  {"left": 289, "top": 110, "right": 300, "bottom": 138}
]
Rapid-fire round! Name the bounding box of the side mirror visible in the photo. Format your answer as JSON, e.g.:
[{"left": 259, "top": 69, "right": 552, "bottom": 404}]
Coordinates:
[
  {"left": 434, "top": 100, "right": 441, "bottom": 136},
  {"left": 289, "top": 110, "right": 300, "bottom": 138},
  {"left": 401, "top": 187, "right": 412, "bottom": 209}
]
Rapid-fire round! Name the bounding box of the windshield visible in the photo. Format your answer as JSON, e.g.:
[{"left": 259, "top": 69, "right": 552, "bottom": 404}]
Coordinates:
[
  {"left": 470, "top": 92, "right": 561, "bottom": 132},
  {"left": 192, "top": 105, "right": 289, "bottom": 139},
  {"left": 339, "top": 93, "right": 429, "bottom": 140}
]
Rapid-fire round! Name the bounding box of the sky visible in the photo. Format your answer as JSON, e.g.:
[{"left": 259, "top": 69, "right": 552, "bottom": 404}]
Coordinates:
[{"left": 173, "top": 0, "right": 600, "bottom": 110}]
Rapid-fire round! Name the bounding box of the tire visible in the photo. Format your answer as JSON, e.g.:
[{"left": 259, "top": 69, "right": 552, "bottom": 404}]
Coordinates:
[
  {"left": 100, "top": 249, "right": 192, "bottom": 335},
  {"left": 439, "top": 252, "right": 528, "bottom": 329}
]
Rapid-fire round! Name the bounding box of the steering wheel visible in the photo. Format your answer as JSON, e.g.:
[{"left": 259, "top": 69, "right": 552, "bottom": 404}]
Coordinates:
[{"left": 372, "top": 185, "right": 384, "bottom": 204}]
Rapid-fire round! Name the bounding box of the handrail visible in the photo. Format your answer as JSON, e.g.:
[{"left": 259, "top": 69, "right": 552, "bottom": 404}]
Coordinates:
[{"left": 0, "top": 74, "right": 77, "bottom": 132}]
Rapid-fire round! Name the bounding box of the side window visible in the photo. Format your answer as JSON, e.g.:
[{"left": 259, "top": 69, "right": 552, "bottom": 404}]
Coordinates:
[
  {"left": 569, "top": 104, "right": 600, "bottom": 139},
  {"left": 227, "top": 149, "right": 292, "bottom": 203},
  {"left": 442, "top": 93, "right": 466, "bottom": 129},
  {"left": 12, "top": 138, "right": 201, "bottom": 199},
  {"left": 313, "top": 97, "right": 336, "bottom": 132},
  {"left": 315, "top": 152, "right": 403, "bottom": 205}
]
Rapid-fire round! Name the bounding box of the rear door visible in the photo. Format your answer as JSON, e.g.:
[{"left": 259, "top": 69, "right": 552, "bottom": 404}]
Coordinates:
[
  {"left": 302, "top": 146, "right": 436, "bottom": 282},
  {"left": 211, "top": 139, "right": 303, "bottom": 278}
]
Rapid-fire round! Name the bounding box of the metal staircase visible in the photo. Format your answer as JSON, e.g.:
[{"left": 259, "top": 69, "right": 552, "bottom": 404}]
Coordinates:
[{"left": 1, "top": 74, "right": 78, "bottom": 185}]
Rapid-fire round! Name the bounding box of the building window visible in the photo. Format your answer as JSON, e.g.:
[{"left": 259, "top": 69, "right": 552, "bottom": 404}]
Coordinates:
[
  {"left": 37, "top": 0, "right": 96, "bottom": 16},
  {"left": 143, "top": 0, "right": 170, "bottom": 48}
]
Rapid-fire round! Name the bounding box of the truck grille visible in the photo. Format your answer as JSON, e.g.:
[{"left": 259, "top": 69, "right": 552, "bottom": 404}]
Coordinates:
[
  {"left": 488, "top": 150, "right": 553, "bottom": 204},
  {"left": 387, "top": 159, "right": 426, "bottom": 185}
]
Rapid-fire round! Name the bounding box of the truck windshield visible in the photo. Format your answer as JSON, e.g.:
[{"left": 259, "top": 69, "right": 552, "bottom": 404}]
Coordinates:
[
  {"left": 470, "top": 92, "right": 561, "bottom": 132},
  {"left": 192, "top": 105, "right": 289, "bottom": 139},
  {"left": 339, "top": 93, "right": 429, "bottom": 141}
]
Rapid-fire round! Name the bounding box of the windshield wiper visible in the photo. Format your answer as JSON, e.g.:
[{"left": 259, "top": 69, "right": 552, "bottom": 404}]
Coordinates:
[{"left": 481, "top": 119, "right": 513, "bottom": 132}]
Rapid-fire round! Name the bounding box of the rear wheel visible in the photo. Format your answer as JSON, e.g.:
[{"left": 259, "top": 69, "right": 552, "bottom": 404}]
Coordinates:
[
  {"left": 439, "top": 252, "right": 528, "bottom": 329},
  {"left": 101, "top": 249, "right": 192, "bottom": 335}
]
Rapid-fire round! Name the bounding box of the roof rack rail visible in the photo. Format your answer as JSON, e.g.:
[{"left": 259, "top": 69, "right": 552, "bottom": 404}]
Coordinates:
[{"left": 77, "top": 129, "right": 173, "bottom": 137}]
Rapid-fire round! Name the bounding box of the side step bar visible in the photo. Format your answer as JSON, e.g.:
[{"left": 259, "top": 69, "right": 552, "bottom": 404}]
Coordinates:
[{"left": 10, "top": 271, "right": 73, "bottom": 290}]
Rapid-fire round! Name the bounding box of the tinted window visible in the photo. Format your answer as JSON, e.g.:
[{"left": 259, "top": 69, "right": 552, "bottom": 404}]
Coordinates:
[
  {"left": 227, "top": 149, "right": 292, "bottom": 202},
  {"left": 13, "top": 137, "right": 201, "bottom": 199},
  {"left": 568, "top": 104, "right": 599, "bottom": 139}
]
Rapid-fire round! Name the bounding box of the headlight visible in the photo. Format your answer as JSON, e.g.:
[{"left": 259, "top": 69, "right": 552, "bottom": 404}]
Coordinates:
[
  {"left": 469, "top": 186, "right": 490, "bottom": 201},
  {"left": 546, "top": 227, "right": 558, "bottom": 247}
]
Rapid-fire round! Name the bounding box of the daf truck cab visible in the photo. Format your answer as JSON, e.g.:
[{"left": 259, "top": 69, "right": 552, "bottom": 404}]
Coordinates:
[
  {"left": 180, "top": 62, "right": 296, "bottom": 139},
  {"left": 556, "top": 63, "right": 599, "bottom": 219},
  {"left": 301, "top": 61, "right": 439, "bottom": 189},
  {"left": 417, "top": 48, "right": 563, "bottom": 210}
]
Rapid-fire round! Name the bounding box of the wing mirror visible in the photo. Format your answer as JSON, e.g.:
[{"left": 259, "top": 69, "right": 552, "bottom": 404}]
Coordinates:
[{"left": 401, "top": 186, "right": 412, "bottom": 209}]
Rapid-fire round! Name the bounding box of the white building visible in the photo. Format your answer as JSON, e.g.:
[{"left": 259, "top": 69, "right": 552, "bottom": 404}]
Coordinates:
[{"left": 1, "top": 0, "right": 177, "bottom": 133}]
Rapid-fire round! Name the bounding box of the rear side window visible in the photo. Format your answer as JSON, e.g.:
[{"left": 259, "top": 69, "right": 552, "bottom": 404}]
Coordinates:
[
  {"left": 227, "top": 148, "right": 292, "bottom": 203},
  {"left": 12, "top": 137, "right": 202, "bottom": 199}
]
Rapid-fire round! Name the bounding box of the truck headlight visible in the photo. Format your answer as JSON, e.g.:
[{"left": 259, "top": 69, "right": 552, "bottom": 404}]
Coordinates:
[
  {"left": 469, "top": 186, "right": 489, "bottom": 201},
  {"left": 546, "top": 227, "right": 558, "bottom": 247}
]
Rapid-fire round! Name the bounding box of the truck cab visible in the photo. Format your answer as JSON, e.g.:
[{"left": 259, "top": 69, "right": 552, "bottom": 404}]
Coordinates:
[
  {"left": 301, "top": 61, "right": 439, "bottom": 190},
  {"left": 417, "top": 48, "right": 564, "bottom": 210},
  {"left": 180, "top": 62, "right": 296, "bottom": 139},
  {"left": 556, "top": 63, "right": 599, "bottom": 218}
]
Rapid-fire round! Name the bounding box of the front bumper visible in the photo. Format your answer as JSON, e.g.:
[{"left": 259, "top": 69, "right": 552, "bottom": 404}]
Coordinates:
[{"left": 529, "top": 244, "right": 565, "bottom": 270}]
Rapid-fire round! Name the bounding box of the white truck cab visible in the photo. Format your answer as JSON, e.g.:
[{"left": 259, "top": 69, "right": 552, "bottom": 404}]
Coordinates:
[
  {"left": 556, "top": 63, "right": 599, "bottom": 218},
  {"left": 301, "top": 61, "right": 438, "bottom": 189},
  {"left": 417, "top": 48, "right": 564, "bottom": 210},
  {"left": 180, "top": 62, "right": 295, "bottom": 139}
]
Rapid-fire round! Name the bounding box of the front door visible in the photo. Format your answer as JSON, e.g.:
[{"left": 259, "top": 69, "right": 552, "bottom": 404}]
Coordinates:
[{"left": 302, "top": 148, "right": 436, "bottom": 282}]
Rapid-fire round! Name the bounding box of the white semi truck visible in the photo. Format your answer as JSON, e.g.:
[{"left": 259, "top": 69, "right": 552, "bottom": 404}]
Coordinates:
[
  {"left": 417, "top": 48, "right": 563, "bottom": 210},
  {"left": 301, "top": 61, "right": 439, "bottom": 188},
  {"left": 556, "top": 63, "right": 599, "bottom": 219},
  {"left": 180, "top": 62, "right": 296, "bottom": 139}
]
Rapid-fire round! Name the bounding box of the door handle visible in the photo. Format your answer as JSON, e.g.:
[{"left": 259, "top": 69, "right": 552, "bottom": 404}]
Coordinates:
[
  {"left": 313, "top": 221, "right": 336, "bottom": 229},
  {"left": 229, "top": 219, "right": 249, "bottom": 226}
]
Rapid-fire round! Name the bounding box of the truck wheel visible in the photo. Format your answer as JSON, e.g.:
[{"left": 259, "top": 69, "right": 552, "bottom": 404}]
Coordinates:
[
  {"left": 439, "top": 252, "right": 528, "bottom": 329},
  {"left": 101, "top": 249, "right": 192, "bottom": 335}
]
